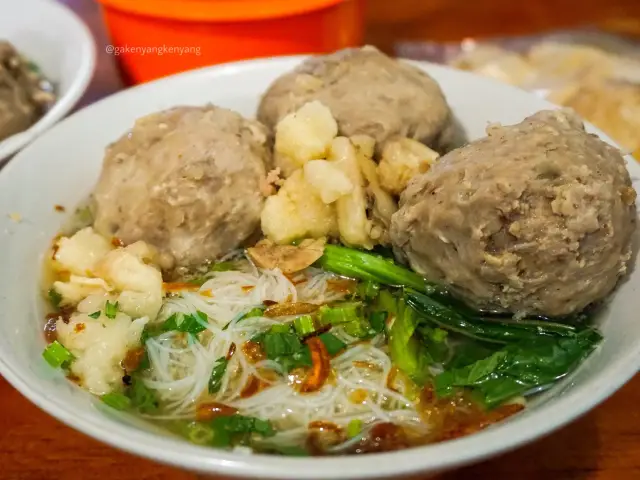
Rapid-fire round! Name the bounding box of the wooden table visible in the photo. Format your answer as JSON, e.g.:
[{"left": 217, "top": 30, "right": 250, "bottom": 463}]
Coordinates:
[{"left": 2, "top": 1, "right": 639, "bottom": 479}]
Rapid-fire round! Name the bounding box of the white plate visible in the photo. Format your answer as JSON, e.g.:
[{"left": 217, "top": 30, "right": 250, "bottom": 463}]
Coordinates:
[
  {"left": 0, "top": 56, "right": 638, "bottom": 479},
  {"left": 0, "top": 0, "right": 95, "bottom": 161}
]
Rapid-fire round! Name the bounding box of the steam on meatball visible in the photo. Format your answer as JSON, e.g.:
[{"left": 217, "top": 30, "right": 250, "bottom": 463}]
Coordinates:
[
  {"left": 92, "top": 105, "right": 269, "bottom": 269},
  {"left": 257, "top": 46, "right": 456, "bottom": 154},
  {"left": 391, "top": 109, "right": 637, "bottom": 317}
]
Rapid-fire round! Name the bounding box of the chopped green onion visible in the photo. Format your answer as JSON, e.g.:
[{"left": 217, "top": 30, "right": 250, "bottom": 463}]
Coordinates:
[
  {"left": 42, "top": 341, "right": 74, "bottom": 369},
  {"left": 88, "top": 311, "right": 101, "bottom": 319},
  {"left": 104, "top": 300, "right": 119, "bottom": 319},
  {"left": 270, "top": 323, "right": 291, "bottom": 334},
  {"left": 101, "top": 392, "right": 132, "bottom": 410},
  {"left": 48, "top": 288, "right": 62, "bottom": 309},
  {"left": 208, "top": 356, "right": 228, "bottom": 394},
  {"left": 342, "top": 319, "right": 370, "bottom": 338},
  {"left": 319, "top": 302, "right": 363, "bottom": 326},
  {"left": 347, "top": 419, "right": 363, "bottom": 438},
  {"left": 293, "top": 315, "right": 316, "bottom": 337},
  {"left": 184, "top": 422, "right": 215, "bottom": 445}
]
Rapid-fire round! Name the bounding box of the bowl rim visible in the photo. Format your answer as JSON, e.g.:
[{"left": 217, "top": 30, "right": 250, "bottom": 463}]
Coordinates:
[
  {"left": 1, "top": 55, "right": 639, "bottom": 479},
  {"left": 0, "top": 0, "right": 96, "bottom": 161}
]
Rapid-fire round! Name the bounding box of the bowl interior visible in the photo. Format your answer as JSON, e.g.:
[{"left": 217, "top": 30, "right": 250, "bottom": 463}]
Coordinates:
[
  {"left": 0, "top": 58, "right": 638, "bottom": 479},
  {"left": 0, "top": 0, "right": 95, "bottom": 159}
]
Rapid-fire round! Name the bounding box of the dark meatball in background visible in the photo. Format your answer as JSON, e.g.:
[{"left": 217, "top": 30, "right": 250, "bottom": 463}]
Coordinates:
[
  {"left": 257, "top": 46, "right": 458, "bottom": 154},
  {"left": 92, "top": 105, "right": 270, "bottom": 269},
  {"left": 391, "top": 109, "right": 637, "bottom": 317}
]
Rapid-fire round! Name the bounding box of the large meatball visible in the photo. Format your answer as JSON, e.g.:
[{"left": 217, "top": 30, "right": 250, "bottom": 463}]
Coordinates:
[
  {"left": 391, "top": 110, "right": 637, "bottom": 317},
  {"left": 257, "top": 46, "right": 456, "bottom": 153},
  {"left": 92, "top": 105, "right": 269, "bottom": 269}
]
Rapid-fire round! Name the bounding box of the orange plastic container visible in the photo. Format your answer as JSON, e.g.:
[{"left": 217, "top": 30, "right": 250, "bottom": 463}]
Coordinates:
[{"left": 97, "top": 0, "right": 365, "bottom": 84}]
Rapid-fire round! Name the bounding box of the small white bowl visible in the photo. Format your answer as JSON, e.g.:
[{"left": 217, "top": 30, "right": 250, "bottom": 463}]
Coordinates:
[
  {"left": 0, "top": 57, "right": 638, "bottom": 479},
  {"left": 0, "top": 0, "right": 95, "bottom": 161}
]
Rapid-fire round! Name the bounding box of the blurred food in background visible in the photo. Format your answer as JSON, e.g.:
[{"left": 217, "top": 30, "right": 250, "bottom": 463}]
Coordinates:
[
  {"left": 0, "top": 40, "right": 56, "bottom": 142},
  {"left": 397, "top": 32, "right": 640, "bottom": 160},
  {"left": 97, "top": 0, "right": 365, "bottom": 84}
]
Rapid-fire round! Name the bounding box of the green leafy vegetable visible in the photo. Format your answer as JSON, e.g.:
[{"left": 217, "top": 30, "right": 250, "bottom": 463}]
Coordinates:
[
  {"left": 42, "top": 341, "right": 74, "bottom": 369},
  {"left": 416, "top": 325, "right": 450, "bottom": 364},
  {"left": 446, "top": 340, "right": 499, "bottom": 369},
  {"left": 317, "top": 245, "right": 442, "bottom": 294},
  {"left": 210, "top": 414, "right": 275, "bottom": 447},
  {"left": 127, "top": 374, "right": 159, "bottom": 413},
  {"left": 101, "top": 392, "right": 132, "bottom": 410},
  {"left": 293, "top": 315, "right": 316, "bottom": 337},
  {"left": 253, "top": 328, "right": 346, "bottom": 372},
  {"left": 388, "top": 298, "right": 430, "bottom": 384},
  {"left": 162, "top": 311, "right": 208, "bottom": 335},
  {"left": 435, "top": 329, "right": 602, "bottom": 408},
  {"left": 406, "top": 290, "right": 582, "bottom": 344},
  {"left": 317, "top": 332, "right": 347, "bottom": 356},
  {"left": 208, "top": 356, "right": 228, "bottom": 394},
  {"left": 48, "top": 288, "right": 62, "bottom": 309},
  {"left": 104, "top": 300, "right": 119, "bottom": 319},
  {"left": 369, "top": 311, "right": 387, "bottom": 334},
  {"left": 88, "top": 311, "right": 101, "bottom": 319}
]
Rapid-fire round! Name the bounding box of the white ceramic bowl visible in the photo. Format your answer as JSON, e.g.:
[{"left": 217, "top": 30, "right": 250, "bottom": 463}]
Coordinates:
[
  {"left": 0, "top": 0, "right": 95, "bottom": 161},
  {"left": 0, "top": 57, "right": 638, "bottom": 479}
]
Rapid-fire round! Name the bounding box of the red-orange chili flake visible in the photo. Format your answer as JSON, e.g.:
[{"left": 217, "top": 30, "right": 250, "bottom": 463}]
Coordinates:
[
  {"left": 299, "top": 336, "right": 331, "bottom": 393},
  {"left": 54, "top": 204, "right": 66, "bottom": 212},
  {"left": 241, "top": 285, "right": 255, "bottom": 293},
  {"left": 195, "top": 402, "right": 238, "bottom": 422},
  {"left": 111, "top": 237, "right": 125, "bottom": 248},
  {"left": 74, "top": 323, "right": 86, "bottom": 333},
  {"left": 240, "top": 375, "right": 270, "bottom": 398},
  {"left": 242, "top": 341, "right": 265, "bottom": 363},
  {"left": 226, "top": 342, "right": 237, "bottom": 360},
  {"left": 162, "top": 282, "right": 200, "bottom": 293}
]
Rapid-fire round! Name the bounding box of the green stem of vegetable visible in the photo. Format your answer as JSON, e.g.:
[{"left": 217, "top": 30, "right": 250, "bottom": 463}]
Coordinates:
[
  {"left": 388, "top": 299, "right": 430, "bottom": 384},
  {"left": 405, "top": 290, "right": 581, "bottom": 344},
  {"left": 318, "top": 302, "right": 363, "bottom": 326},
  {"left": 317, "top": 245, "right": 443, "bottom": 295},
  {"left": 293, "top": 315, "right": 316, "bottom": 336},
  {"left": 42, "top": 341, "right": 74, "bottom": 368}
]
